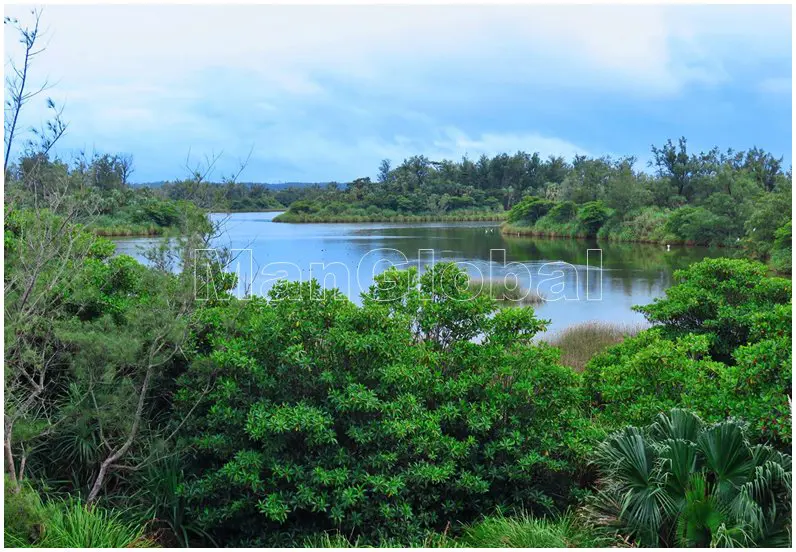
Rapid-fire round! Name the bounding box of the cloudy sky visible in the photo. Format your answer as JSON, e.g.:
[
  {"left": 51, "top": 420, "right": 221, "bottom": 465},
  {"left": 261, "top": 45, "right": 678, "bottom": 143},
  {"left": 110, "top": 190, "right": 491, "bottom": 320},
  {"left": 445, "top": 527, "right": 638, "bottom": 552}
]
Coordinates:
[{"left": 4, "top": 4, "right": 792, "bottom": 183}]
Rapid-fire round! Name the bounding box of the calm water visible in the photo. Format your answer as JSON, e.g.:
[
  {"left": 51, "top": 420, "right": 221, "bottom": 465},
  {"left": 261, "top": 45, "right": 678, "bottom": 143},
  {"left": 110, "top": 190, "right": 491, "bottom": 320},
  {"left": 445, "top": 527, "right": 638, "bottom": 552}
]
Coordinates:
[{"left": 114, "top": 212, "right": 726, "bottom": 334}]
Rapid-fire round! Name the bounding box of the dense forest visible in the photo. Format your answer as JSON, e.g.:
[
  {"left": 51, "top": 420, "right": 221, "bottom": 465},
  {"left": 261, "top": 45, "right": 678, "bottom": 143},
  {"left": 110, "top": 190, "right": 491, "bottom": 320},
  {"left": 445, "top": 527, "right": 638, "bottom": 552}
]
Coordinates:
[
  {"left": 4, "top": 10, "right": 794, "bottom": 550},
  {"left": 274, "top": 144, "right": 792, "bottom": 273}
]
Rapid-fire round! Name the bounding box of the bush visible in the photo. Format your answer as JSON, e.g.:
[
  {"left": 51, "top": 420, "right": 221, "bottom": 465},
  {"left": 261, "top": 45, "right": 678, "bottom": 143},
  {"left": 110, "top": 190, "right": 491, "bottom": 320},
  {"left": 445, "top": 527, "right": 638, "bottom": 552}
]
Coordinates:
[
  {"left": 665, "top": 205, "right": 731, "bottom": 245},
  {"left": 635, "top": 257, "right": 791, "bottom": 360},
  {"left": 770, "top": 221, "right": 792, "bottom": 274},
  {"left": 583, "top": 329, "right": 721, "bottom": 429},
  {"left": 5, "top": 478, "right": 45, "bottom": 546},
  {"left": 546, "top": 200, "right": 578, "bottom": 223},
  {"left": 586, "top": 259, "right": 792, "bottom": 446},
  {"left": 175, "top": 264, "right": 586, "bottom": 545},
  {"left": 576, "top": 201, "right": 611, "bottom": 237},
  {"left": 507, "top": 196, "right": 555, "bottom": 224},
  {"left": 612, "top": 206, "right": 673, "bottom": 243}
]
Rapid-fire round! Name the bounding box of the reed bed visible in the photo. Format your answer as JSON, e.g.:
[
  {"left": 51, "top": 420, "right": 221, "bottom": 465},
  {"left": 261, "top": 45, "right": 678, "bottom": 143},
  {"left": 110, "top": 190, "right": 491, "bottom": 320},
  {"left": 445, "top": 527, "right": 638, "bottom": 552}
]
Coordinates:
[
  {"left": 545, "top": 321, "right": 646, "bottom": 371},
  {"left": 90, "top": 224, "right": 164, "bottom": 237},
  {"left": 468, "top": 278, "right": 545, "bottom": 305}
]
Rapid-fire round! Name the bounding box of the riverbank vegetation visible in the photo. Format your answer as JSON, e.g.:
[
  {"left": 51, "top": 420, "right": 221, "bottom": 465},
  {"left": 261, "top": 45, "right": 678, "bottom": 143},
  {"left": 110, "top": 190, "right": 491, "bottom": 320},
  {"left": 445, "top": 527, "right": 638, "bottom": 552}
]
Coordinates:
[
  {"left": 501, "top": 140, "right": 791, "bottom": 272},
  {"left": 468, "top": 277, "right": 545, "bottom": 305},
  {"left": 4, "top": 152, "right": 210, "bottom": 237},
  {"left": 270, "top": 140, "right": 791, "bottom": 273},
  {"left": 545, "top": 322, "right": 644, "bottom": 371},
  {"left": 6, "top": 202, "right": 792, "bottom": 546},
  {"left": 4, "top": 12, "right": 792, "bottom": 548}
]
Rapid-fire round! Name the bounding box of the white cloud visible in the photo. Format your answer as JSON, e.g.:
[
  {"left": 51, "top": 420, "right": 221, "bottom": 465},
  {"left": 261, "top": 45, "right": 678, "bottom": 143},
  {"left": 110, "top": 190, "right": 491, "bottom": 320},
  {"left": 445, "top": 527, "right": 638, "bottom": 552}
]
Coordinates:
[
  {"left": 5, "top": 5, "right": 789, "bottom": 98},
  {"left": 430, "top": 127, "right": 590, "bottom": 161},
  {"left": 3, "top": 5, "right": 790, "bottom": 181}
]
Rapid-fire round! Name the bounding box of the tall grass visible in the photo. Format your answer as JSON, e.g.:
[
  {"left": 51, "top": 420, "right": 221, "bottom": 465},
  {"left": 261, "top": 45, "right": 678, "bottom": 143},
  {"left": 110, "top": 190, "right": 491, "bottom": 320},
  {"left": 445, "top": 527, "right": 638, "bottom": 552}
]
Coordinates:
[
  {"left": 34, "top": 499, "right": 152, "bottom": 548},
  {"left": 468, "top": 278, "right": 545, "bottom": 305},
  {"left": 304, "top": 512, "right": 618, "bottom": 548},
  {"left": 91, "top": 224, "right": 163, "bottom": 237},
  {"left": 303, "top": 531, "right": 451, "bottom": 548},
  {"left": 456, "top": 512, "right": 615, "bottom": 548},
  {"left": 4, "top": 481, "right": 153, "bottom": 549},
  {"left": 546, "top": 321, "right": 645, "bottom": 371}
]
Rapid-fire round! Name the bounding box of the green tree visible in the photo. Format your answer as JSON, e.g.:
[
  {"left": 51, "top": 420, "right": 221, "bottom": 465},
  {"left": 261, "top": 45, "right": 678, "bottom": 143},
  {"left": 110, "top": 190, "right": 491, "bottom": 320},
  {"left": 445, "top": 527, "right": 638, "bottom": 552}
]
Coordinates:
[
  {"left": 576, "top": 201, "right": 610, "bottom": 236},
  {"left": 175, "top": 264, "right": 585, "bottom": 545},
  {"left": 507, "top": 196, "right": 555, "bottom": 224}
]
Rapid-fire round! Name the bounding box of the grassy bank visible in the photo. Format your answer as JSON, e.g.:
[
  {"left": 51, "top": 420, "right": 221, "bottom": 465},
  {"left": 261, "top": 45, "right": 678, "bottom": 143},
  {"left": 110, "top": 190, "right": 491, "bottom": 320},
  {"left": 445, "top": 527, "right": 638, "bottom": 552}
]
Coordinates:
[
  {"left": 4, "top": 479, "right": 154, "bottom": 548},
  {"left": 274, "top": 211, "right": 507, "bottom": 223},
  {"left": 546, "top": 321, "right": 645, "bottom": 371},
  {"left": 502, "top": 221, "right": 696, "bottom": 246},
  {"left": 89, "top": 224, "right": 168, "bottom": 237}
]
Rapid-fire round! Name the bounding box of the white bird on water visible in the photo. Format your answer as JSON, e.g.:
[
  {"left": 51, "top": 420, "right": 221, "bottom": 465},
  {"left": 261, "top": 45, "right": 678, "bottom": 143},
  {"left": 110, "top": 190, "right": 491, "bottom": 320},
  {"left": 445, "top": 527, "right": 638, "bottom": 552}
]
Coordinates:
[{"left": 666, "top": 244, "right": 671, "bottom": 251}]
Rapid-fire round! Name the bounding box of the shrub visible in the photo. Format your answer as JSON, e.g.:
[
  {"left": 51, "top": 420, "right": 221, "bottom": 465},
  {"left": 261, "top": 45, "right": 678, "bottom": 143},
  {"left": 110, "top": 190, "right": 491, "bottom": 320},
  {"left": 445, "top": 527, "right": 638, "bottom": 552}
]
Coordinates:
[
  {"left": 584, "top": 307, "right": 791, "bottom": 446},
  {"left": 634, "top": 257, "right": 792, "bottom": 360},
  {"left": 583, "top": 329, "right": 722, "bottom": 429},
  {"left": 546, "top": 200, "right": 578, "bottom": 223},
  {"left": 576, "top": 201, "right": 611, "bottom": 237},
  {"left": 770, "top": 221, "right": 792, "bottom": 274},
  {"left": 613, "top": 206, "right": 673, "bottom": 243},
  {"left": 665, "top": 205, "right": 730, "bottom": 245},
  {"left": 175, "top": 264, "right": 586, "bottom": 545},
  {"left": 5, "top": 477, "right": 45, "bottom": 546},
  {"left": 507, "top": 196, "right": 555, "bottom": 224}
]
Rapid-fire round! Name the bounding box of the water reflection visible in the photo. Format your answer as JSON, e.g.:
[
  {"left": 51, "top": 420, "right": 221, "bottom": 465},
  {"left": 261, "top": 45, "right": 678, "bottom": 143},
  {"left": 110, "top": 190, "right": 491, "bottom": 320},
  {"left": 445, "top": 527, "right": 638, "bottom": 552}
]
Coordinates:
[{"left": 113, "top": 212, "right": 728, "bottom": 332}]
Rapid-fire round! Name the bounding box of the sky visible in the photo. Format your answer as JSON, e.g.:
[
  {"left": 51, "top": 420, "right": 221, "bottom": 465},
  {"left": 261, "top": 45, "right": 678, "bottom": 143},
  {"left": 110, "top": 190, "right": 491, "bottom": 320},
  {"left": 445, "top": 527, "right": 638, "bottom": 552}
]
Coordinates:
[{"left": 3, "top": 4, "right": 792, "bottom": 183}]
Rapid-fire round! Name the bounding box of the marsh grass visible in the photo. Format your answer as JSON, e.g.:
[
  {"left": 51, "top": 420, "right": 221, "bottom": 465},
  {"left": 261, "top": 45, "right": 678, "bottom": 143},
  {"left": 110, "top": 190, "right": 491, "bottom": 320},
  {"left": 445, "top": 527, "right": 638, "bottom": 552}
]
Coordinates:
[
  {"left": 546, "top": 321, "right": 645, "bottom": 371},
  {"left": 468, "top": 278, "right": 545, "bottom": 305},
  {"left": 304, "top": 512, "right": 618, "bottom": 548}
]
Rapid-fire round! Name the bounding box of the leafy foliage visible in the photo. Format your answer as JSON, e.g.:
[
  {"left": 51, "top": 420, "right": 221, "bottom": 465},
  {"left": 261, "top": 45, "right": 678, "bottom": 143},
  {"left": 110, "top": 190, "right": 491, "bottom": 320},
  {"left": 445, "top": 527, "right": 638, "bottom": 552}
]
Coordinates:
[
  {"left": 585, "top": 409, "right": 792, "bottom": 547},
  {"left": 634, "top": 258, "right": 791, "bottom": 359},
  {"left": 586, "top": 259, "right": 792, "bottom": 446},
  {"left": 4, "top": 481, "right": 153, "bottom": 548},
  {"left": 174, "top": 263, "right": 587, "bottom": 545}
]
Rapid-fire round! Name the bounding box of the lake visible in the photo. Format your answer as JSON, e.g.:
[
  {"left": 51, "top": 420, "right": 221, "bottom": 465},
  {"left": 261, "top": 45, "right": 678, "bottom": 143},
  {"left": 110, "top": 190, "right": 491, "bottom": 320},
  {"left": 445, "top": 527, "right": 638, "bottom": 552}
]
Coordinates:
[{"left": 113, "top": 211, "right": 727, "bottom": 335}]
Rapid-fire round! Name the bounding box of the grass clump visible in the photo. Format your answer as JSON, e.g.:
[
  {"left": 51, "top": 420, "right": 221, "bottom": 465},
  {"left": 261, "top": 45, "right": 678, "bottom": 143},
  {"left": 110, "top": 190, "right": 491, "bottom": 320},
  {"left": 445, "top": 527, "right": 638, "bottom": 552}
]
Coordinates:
[
  {"left": 468, "top": 278, "right": 545, "bottom": 305},
  {"left": 457, "top": 512, "right": 607, "bottom": 548},
  {"left": 547, "top": 321, "right": 644, "bottom": 371},
  {"left": 304, "top": 512, "right": 615, "bottom": 548},
  {"left": 4, "top": 481, "right": 153, "bottom": 549},
  {"left": 36, "top": 499, "right": 152, "bottom": 548}
]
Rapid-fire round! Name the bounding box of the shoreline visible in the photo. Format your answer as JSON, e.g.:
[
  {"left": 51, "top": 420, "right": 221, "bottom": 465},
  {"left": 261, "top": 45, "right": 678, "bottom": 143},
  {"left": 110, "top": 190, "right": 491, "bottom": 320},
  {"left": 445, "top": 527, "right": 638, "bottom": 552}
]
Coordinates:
[
  {"left": 272, "top": 213, "right": 507, "bottom": 223},
  {"left": 500, "top": 222, "right": 741, "bottom": 249}
]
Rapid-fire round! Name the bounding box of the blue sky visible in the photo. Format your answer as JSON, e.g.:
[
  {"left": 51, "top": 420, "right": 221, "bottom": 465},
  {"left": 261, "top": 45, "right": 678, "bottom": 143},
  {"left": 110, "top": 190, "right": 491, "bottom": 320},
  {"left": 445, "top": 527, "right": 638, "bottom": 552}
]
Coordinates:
[{"left": 4, "top": 4, "right": 792, "bottom": 183}]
